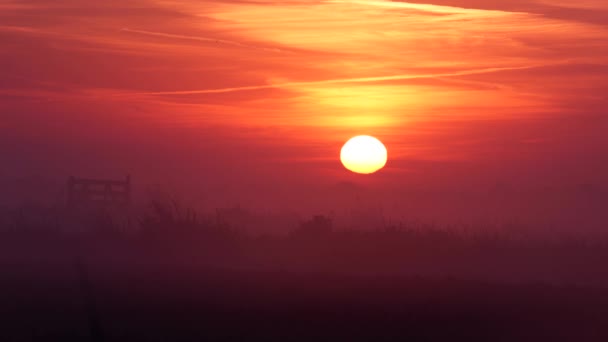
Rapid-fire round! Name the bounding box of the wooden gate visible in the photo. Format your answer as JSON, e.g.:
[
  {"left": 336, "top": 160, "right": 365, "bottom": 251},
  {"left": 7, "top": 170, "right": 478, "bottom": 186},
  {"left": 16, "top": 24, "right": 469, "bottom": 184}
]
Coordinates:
[{"left": 67, "top": 175, "right": 131, "bottom": 208}]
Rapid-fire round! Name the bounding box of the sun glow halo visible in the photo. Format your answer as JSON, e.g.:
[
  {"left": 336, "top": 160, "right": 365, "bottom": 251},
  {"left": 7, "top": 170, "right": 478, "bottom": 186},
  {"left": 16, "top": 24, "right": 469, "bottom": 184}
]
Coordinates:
[{"left": 340, "top": 135, "right": 387, "bottom": 174}]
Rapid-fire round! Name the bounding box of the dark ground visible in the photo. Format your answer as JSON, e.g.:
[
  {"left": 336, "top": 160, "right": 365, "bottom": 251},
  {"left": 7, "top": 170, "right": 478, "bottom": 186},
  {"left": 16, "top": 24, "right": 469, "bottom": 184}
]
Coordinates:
[{"left": 2, "top": 238, "right": 608, "bottom": 342}]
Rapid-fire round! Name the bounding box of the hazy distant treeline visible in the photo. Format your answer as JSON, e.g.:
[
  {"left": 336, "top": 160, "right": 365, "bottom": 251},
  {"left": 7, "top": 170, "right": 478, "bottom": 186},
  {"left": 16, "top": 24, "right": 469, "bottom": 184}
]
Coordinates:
[{"left": 1, "top": 200, "right": 608, "bottom": 286}]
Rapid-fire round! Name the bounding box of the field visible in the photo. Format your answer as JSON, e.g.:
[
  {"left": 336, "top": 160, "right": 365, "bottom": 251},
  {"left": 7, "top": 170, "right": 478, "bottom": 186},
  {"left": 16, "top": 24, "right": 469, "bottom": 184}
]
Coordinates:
[{"left": 1, "top": 205, "right": 608, "bottom": 341}]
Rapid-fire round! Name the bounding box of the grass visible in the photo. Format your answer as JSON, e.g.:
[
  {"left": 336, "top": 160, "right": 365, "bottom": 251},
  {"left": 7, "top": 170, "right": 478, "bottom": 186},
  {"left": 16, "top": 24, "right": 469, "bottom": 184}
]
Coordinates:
[{"left": 1, "top": 201, "right": 608, "bottom": 340}]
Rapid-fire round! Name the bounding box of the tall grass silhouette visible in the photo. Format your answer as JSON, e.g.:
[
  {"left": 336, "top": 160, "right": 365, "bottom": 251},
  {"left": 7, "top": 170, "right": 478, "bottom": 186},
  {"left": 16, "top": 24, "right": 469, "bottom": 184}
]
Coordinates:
[{"left": 2, "top": 200, "right": 608, "bottom": 341}]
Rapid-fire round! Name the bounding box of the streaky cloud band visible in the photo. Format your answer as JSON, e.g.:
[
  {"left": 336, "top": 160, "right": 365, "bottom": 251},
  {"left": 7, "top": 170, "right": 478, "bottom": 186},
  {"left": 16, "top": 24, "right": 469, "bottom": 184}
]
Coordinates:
[{"left": 120, "top": 63, "right": 564, "bottom": 96}]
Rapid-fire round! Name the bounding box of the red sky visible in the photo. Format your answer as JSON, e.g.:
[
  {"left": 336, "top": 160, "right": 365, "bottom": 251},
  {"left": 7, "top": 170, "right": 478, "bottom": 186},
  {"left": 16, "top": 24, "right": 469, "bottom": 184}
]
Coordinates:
[{"left": 1, "top": 0, "right": 607, "bottom": 227}]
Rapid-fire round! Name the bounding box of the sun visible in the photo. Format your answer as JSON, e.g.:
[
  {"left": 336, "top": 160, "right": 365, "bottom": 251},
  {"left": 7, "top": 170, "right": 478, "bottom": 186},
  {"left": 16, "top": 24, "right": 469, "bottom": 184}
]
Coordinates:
[{"left": 340, "top": 135, "right": 387, "bottom": 174}]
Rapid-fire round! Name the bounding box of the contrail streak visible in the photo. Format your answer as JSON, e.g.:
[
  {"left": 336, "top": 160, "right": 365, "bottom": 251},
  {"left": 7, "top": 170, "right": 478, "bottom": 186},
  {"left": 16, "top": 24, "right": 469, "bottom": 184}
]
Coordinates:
[
  {"left": 120, "top": 28, "right": 285, "bottom": 53},
  {"left": 120, "top": 64, "right": 548, "bottom": 96}
]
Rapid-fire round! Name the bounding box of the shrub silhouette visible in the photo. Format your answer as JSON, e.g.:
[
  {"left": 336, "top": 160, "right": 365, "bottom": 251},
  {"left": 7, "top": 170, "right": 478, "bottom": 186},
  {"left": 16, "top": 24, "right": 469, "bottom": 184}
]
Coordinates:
[{"left": 290, "top": 214, "right": 333, "bottom": 239}]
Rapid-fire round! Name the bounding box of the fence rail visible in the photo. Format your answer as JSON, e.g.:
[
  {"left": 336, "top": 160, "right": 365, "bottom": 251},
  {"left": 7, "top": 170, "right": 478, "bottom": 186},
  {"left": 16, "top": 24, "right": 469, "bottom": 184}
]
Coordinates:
[{"left": 67, "top": 175, "right": 131, "bottom": 208}]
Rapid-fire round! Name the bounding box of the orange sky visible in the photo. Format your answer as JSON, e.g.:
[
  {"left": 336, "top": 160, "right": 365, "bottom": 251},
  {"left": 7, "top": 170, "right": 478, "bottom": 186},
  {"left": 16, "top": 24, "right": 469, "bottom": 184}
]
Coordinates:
[{"left": 1, "top": 0, "right": 608, "bottom": 221}]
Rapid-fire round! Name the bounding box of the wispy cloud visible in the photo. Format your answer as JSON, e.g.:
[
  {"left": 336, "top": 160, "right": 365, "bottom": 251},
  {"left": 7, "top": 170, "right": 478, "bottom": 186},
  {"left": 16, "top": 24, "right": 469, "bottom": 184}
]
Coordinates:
[
  {"left": 328, "top": 0, "right": 514, "bottom": 15},
  {"left": 121, "top": 63, "right": 554, "bottom": 96},
  {"left": 120, "top": 28, "right": 287, "bottom": 53}
]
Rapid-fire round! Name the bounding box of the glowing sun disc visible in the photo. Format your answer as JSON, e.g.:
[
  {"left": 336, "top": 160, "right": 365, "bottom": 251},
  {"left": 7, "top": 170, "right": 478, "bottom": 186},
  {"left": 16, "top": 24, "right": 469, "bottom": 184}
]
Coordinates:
[{"left": 340, "top": 135, "right": 387, "bottom": 174}]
